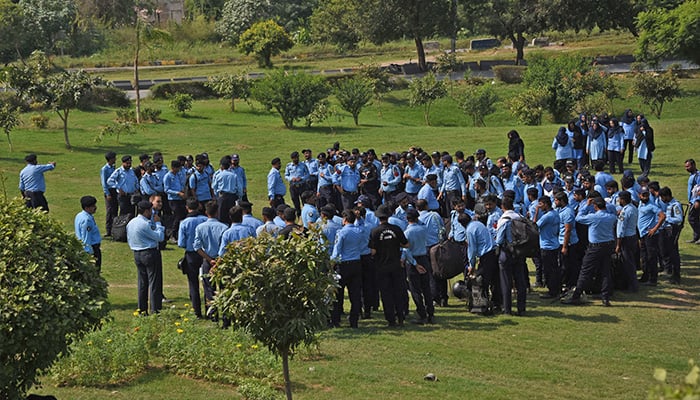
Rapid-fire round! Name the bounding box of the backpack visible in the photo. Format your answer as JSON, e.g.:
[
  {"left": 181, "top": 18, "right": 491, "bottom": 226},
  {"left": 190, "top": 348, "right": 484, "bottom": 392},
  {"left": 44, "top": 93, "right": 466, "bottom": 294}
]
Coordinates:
[
  {"left": 504, "top": 216, "right": 540, "bottom": 258},
  {"left": 112, "top": 214, "right": 133, "bottom": 242},
  {"left": 430, "top": 239, "right": 467, "bottom": 279}
]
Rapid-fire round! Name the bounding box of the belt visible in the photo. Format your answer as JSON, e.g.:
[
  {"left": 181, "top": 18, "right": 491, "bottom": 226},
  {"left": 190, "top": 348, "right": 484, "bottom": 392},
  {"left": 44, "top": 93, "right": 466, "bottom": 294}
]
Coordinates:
[
  {"left": 134, "top": 248, "right": 158, "bottom": 253},
  {"left": 220, "top": 192, "right": 237, "bottom": 196},
  {"left": 24, "top": 190, "right": 44, "bottom": 194},
  {"left": 343, "top": 191, "right": 358, "bottom": 196},
  {"left": 589, "top": 240, "right": 614, "bottom": 247}
]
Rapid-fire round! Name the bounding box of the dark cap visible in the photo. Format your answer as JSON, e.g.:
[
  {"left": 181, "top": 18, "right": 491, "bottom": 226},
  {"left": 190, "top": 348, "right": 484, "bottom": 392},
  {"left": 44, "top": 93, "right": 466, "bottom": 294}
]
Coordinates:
[
  {"left": 80, "top": 195, "right": 97, "bottom": 209},
  {"left": 231, "top": 154, "right": 240, "bottom": 160},
  {"left": 464, "top": 161, "right": 475, "bottom": 169},
  {"left": 395, "top": 192, "right": 409, "bottom": 203},
  {"left": 479, "top": 164, "right": 489, "bottom": 171},
  {"left": 105, "top": 151, "right": 117, "bottom": 160},
  {"left": 24, "top": 153, "right": 37, "bottom": 163},
  {"left": 375, "top": 204, "right": 391, "bottom": 219},
  {"left": 290, "top": 151, "right": 299, "bottom": 158},
  {"left": 355, "top": 195, "right": 371, "bottom": 205},
  {"left": 476, "top": 149, "right": 486, "bottom": 155},
  {"left": 638, "top": 186, "right": 650, "bottom": 195},
  {"left": 426, "top": 174, "right": 437, "bottom": 181},
  {"left": 347, "top": 156, "right": 357, "bottom": 161},
  {"left": 271, "top": 157, "right": 281, "bottom": 165},
  {"left": 406, "top": 208, "right": 419, "bottom": 220},
  {"left": 276, "top": 204, "right": 289, "bottom": 213},
  {"left": 302, "top": 148, "right": 311, "bottom": 153},
  {"left": 121, "top": 155, "right": 132, "bottom": 162},
  {"left": 137, "top": 199, "right": 152, "bottom": 211},
  {"left": 139, "top": 153, "right": 150, "bottom": 161},
  {"left": 566, "top": 159, "right": 575, "bottom": 166},
  {"left": 152, "top": 154, "right": 163, "bottom": 163}
]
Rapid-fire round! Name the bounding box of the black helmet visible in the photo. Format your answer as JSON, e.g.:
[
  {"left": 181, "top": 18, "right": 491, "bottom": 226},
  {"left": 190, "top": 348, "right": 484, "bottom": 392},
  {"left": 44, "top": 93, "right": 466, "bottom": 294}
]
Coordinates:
[{"left": 452, "top": 280, "right": 469, "bottom": 300}]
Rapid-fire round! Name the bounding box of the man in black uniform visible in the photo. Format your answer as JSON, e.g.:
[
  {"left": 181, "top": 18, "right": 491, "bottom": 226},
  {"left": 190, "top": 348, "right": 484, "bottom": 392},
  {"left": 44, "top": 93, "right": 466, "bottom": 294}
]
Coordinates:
[{"left": 369, "top": 204, "right": 409, "bottom": 327}]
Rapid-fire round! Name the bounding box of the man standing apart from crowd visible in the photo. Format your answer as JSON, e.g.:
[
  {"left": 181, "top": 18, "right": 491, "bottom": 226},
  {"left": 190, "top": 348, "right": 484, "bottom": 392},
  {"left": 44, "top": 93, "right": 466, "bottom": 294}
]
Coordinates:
[
  {"left": 127, "top": 200, "right": 165, "bottom": 315},
  {"left": 19, "top": 153, "right": 56, "bottom": 212},
  {"left": 101, "top": 151, "right": 118, "bottom": 237},
  {"left": 370, "top": 204, "right": 410, "bottom": 327},
  {"left": 75, "top": 195, "right": 102, "bottom": 270}
]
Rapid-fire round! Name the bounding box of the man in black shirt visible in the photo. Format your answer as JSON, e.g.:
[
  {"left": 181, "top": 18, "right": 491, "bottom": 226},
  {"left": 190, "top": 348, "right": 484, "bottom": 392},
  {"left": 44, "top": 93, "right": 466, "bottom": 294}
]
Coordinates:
[
  {"left": 279, "top": 207, "right": 304, "bottom": 239},
  {"left": 369, "top": 204, "right": 409, "bottom": 327}
]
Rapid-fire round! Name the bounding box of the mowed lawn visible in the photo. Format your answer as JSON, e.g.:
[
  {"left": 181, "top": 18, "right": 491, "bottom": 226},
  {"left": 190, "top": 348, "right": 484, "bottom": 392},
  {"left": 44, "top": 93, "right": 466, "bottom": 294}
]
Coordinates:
[{"left": 2, "top": 74, "right": 700, "bottom": 400}]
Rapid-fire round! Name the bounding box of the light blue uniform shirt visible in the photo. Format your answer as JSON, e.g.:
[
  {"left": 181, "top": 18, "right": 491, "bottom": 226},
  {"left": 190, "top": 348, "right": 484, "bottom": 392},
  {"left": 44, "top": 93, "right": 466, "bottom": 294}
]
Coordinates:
[
  {"left": 404, "top": 222, "right": 428, "bottom": 259},
  {"left": 319, "top": 219, "right": 342, "bottom": 253},
  {"left": 637, "top": 200, "right": 662, "bottom": 237},
  {"left": 337, "top": 164, "right": 360, "bottom": 192},
  {"left": 355, "top": 217, "right": 373, "bottom": 256},
  {"left": 189, "top": 170, "right": 212, "bottom": 201},
  {"left": 193, "top": 218, "right": 228, "bottom": 257},
  {"left": 304, "top": 159, "right": 319, "bottom": 178},
  {"left": 617, "top": 203, "right": 638, "bottom": 238},
  {"left": 19, "top": 163, "right": 55, "bottom": 192},
  {"left": 74, "top": 210, "right": 101, "bottom": 253},
  {"left": 163, "top": 171, "right": 186, "bottom": 201},
  {"left": 404, "top": 163, "right": 425, "bottom": 194},
  {"left": 576, "top": 207, "right": 616, "bottom": 243},
  {"left": 622, "top": 120, "right": 636, "bottom": 140},
  {"left": 556, "top": 205, "right": 579, "bottom": 246},
  {"left": 417, "top": 183, "right": 440, "bottom": 210},
  {"left": 587, "top": 131, "right": 607, "bottom": 160},
  {"left": 331, "top": 223, "right": 364, "bottom": 262},
  {"left": 388, "top": 215, "right": 407, "bottom": 231},
  {"left": 178, "top": 214, "right": 208, "bottom": 252},
  {"left": 108, "top": 167, "right": 139, "bottom": 194},
  {"left": 536, "top": 209, "right": 561, "bottom": 250},
  {"left": 364, "top": 210, "right": 380, "bottom": 229},
  {"left": 552, "top": 136, "right": 573, "bottom": 160},
  {"left": 219, "top": 223, "right": 255, "bottom": 256},
  {"left": 100, "top": 163, "right": 116, "bottom": 195},
  {"left": 523, "top": 182, "right": 542, "bottom": 211},
  {"left": 665, "top": 199, "right": 683, "bottom": 227},
  {"left": 466, "top": 221, "right": 494, "bottom": 268},
  {"left": 267, "top": 167, "right": 286, "bottom": 199},
  {"left": 284, "top": 162, "right": 309, "bottom": 184},
  {"left": 440, "top": 164, "right": 466, "bottom": 196},
  {"left": 256, "top": 221, "right": 281, "bottom": 238},
  {"left": 636, "top": 131, "right": 651, "bottom": 159},
  {"left": 301, "top": 203, "right": 320, "bottom": 228},
  {"left": 502, "top": 173, "right": 524, "bottom": 205},
  {"left": 486, "top": 208, "right": 503, "bottom": 241},
  {"left": 448, "top": 210, "right": 467, "bottom": 242},
  {"left": 126, "top": 215, "right": 165, "bottom": 250},
  {"left": 212, "top": 169, "right": 239, "bottom": 196},
  {"left": 242, "top": 214, "right": 263, "bottom": 231},
  {"left": 140, "top": 173, "right": 159, "bottom": 196},
  {"left": 495, "top": 211, "right": 520, "bottom": 246},
  {"left": 607, "top": 128, "right": 624, "bottom": 151},
  {"left": 419, "top": 210, "right": 444, "bottom": 247},
  {"left": 380, "top": 164, "right": 402, "bottom": 192},
  {"left": 688, "top": 171, "right": 700, "bottom": 203},
  {"left": 317, "top": 162, "right": 335, "bottom": 189},
  {"left": 154, "top": 166, "right": 168, "bottom": 192},
  {"left": 230, "top": 166, "right": 247, "bottom": 198}
]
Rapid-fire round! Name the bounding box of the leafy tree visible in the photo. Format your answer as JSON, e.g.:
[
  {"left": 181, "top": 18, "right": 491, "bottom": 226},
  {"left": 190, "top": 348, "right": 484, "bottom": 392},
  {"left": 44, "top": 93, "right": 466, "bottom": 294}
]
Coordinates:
[
  {"left": 169, "top": 93, "right": 194, "bottom": 116},
  {"left": 184, "top": 0, "right": 226, "bottom": 20},
  {"left": 18, "top": 0, "right": 77, "bottom": 56},
  {"left": 0, "top": 197, "right": 109, "bottom": 400},
  {"left": 475, "top": 0, "right": 540, "bottom": 65},
  {"left": 0, "top": 104, "right": 20, "bottom": 151},
  {"left": 636, "top": 0, "right": 700, "bottom": 67},
  {"left": 356, "top": 62, "right": 391, "bottom": 117},
  {"left": 353, "top": 0, "right": 451, "bottom": 71},
  {"left": 44, "top": 69, "right": 101, "bottom": 149},
  {"left": 601, "top": 73, "right": 621, "bottom": 115},
  {"left": 252, "top": 70, "right": 330, "bottom": 128},
  {"left": 0, "top": 50, "right": 53, "bottom": 106},
  {"left": 211, "top": 231, "right": 336, "bottom": 400},
  {"left": 506, "top": 87, "right": 548, "bottom": 125},
  {"left": 335, "top": 77, "right": 373, "bottom": 125},
  {"left": 458, "top": 85, "right": 498, "bottom": 127},
  {"left": 238, "top": 19, "right": 294, "bottom": 68},
  {"left": 0, "top": 0, "right": 32, "bottom": 64},
  {"left": 206, "top": 73, "right": 251, "bottom": 112},
  {"left": 630, "top": 70, "right": 681, "bottom": 119},
  {"left": 309, "top": 0, "right": 361, "bottom": 53},
  {"left": 216, "top": 0, "right": 271, "bottom": 45},
  {"left": 409, "top": 72, "right": 447, "bottom": 126},
  {"left": 271, "top": 0, "right": 318, "bottom": 33}
]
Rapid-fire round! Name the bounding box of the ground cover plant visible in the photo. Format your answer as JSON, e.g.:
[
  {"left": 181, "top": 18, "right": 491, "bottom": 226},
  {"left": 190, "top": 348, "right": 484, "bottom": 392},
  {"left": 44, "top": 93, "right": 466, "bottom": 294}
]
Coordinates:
[{"left": 1, "top": 66, "right": 699, "bottom": 400}]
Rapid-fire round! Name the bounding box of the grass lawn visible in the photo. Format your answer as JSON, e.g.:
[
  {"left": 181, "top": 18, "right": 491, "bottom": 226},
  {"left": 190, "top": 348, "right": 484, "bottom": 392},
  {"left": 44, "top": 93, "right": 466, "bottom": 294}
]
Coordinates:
[{"left": 2, "top": 70, "right": 699, "bottom": 400}]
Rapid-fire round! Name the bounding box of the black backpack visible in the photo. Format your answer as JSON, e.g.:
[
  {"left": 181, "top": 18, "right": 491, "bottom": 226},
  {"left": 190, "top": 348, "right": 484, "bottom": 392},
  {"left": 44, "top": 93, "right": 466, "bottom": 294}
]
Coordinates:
[
  {"left": 504, "top": 216, "right": 540, "bottom": 258},
  {"left": 112, "top": 214, "right": 133, "bottom": 242}
]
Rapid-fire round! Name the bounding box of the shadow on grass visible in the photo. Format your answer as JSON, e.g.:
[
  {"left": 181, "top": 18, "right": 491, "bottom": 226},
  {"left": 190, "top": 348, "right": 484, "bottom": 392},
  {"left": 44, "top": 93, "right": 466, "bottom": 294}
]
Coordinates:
[{"left": 178, "top": 115, "right": 210, "bottom": 120}]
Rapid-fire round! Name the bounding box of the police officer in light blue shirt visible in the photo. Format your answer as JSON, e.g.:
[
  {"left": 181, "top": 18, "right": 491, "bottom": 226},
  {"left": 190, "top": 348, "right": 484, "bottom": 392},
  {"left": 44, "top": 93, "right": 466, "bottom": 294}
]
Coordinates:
[
  {"left": 380, "top": 153, "right": 402, "bottom": 204},
  {"left": 101, "top": 151, "right": 118, "bottom": 236},
  {"left": 554, "top": 192, "right": 581, "bottom": 290},
  {"left": 107, "top": 155, "right": 139, "bottom": 216},
  {"left": 301, "top": 191, "right": 320, "bottom": 228},
  {"left": 403, "top": 154, "right": 425, "bottom": 199},
  {"left": 316, "top": 153, "right": 336, "bottom": 209},
  {"left": 75, "top": 195, "right": 102, "bottom": 269},
  {"left": 534, "top": 196, "right": 561, "bottom": 298},
  {"left": 189, "top": 159, "right": 213, "bottom": 205},
  {"left": 318, "top": 205, "right": 341, "bottom": 254},
  {"left": 336, "top": 156, "right": 361, "bottom": 211},
  {"left": 285, "top": 151, "right": 310, "bottom": 216},
  {"left": 218, "top": 206, "right": 256, "bottom": 256},
  {"left": 330, "top": 210, "right": 365, "bottom": 328},
  {"left": 127, "top": 200, "right": 166, "bottom": 314},
  {"left": 194, "top": 201, "right": 229, "bottom": 319},
  {"left": 403, "top": 209, "right": 434, "bottom": 324},
  {"left": 637, "top": 187, "right": 665, "bottom": 285},
  {"left": 177, "top": 198, "right": 208, "bottom": 318},
  {"left": 462, "top": 213, "right": 499, "bottom": 307},
  {"left": 268, "top": 157, "right": 287, "bottom": 208},
  {"left": 417, "top": 174, "right": 440, "bottom": 211},
  {"left": 230, "top": 154, "right": 247, "bottom": 200},
  {"left": 615, "top": 191, "right": 639, "bottom": 292}
]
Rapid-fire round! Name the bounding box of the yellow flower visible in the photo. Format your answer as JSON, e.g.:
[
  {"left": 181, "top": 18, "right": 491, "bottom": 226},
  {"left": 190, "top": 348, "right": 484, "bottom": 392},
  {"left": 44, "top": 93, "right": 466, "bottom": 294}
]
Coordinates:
[
  {"left": 183, "top": 318, "right": 189, "bottom": 322},
  {"left": 184, "top": 303, "right": 190, "bottom": 308},
  {"left": 236, "top": 343, "right": 242, "bottom": 348},
  {"left": 87, "top": 341, "right": 93, "bottom": 346},
  {"left": 106, "top": 339, "right": 112, "bottom": 343},
  {"left": 251, "top": 344, "right": 259, "bottom": 350},
  {"left": 180, "top": 314, "right": 185, "bottom": 318},
  {"left": 174, "top": 322, "right": 181, "bottom": 326},
  {"left": 176, "top": 329, "right": 184, "bottom": 334},
  {"left": 133, "top": 310, "right": 140, "bottom": 316}
]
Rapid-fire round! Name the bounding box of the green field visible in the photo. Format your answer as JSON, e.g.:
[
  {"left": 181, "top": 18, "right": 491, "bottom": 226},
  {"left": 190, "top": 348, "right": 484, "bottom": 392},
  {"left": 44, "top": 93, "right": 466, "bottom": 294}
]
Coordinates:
[{"left": 2, "top": 68, "right": 700, "bottom": 400}]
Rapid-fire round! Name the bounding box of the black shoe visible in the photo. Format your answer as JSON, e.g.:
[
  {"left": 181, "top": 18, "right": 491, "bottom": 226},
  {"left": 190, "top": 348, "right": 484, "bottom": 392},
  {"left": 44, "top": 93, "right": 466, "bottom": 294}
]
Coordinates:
[
  {"left": 427, "top": 316, "right": 435, "bottom": 324},
  {"left": 668, "top": 278, "right": 681, "bottom": 285},
  {"left": 387, "top": 320, "right": 397, "bottom": 328},
  {"left": 515, "top": 310, "right": 526, "bottom": 316},
  {"left": 361, "top": 312, "right": 372, "bottom": 319},
  {"left": 561, "top": 296, "right": 583, "bottom": 305},
  {"left": 441, "top": 299, "right": 448, "bottom": 307},
  {"left": 602, "top": 299, "right": 612, "bottom": 307}
]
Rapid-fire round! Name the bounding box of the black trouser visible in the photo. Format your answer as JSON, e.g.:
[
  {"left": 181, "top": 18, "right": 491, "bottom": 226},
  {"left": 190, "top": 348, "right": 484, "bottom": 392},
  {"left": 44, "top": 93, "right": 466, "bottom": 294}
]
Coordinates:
[
  {"left": 639, "top": 154, "right": 652, "bottom": 177},
  {"left": 607, "top": 150, "right": 623, "bottom": 174},
  {"left": 689, "top": 201, "right": 700, "bottom": 242},
  {"left": 92, "top": 244, "right": 102, "bottom": 271},
  {"left": 185, "top": 251, "right": 204, "bottom": 318},
  {"left": 407, "top": 255, "right": 434, "bottom": 319},
  {"left": 541, "top": 247, "right": 562, "bottom": 296},
  {"left": 623, "top": 139, "right": 634, "bottom": 164},
  {"left": 317, "top": 185, "right": 334, "bottom": 209},
  {"left": 573, "top": 241, "right": 614, "bottom": 301},
  {"left": 24, "top": 190, "right": 49, "bottom": 211},
  {"left": 499, "top": 249, "right": 527, "bottom": 314},
  {"left": 659, "top": 226, "right": 681, "bottom": 281},
  {"left": 360, "top": 254, "right": 378, "bottom": 316},
  {"left": 217, "top": 192, "right": 239, "bottom": 225},
  {"left": 133, "top": 248, "right": 162, "bottom": 314},
  {"left": 290, "top": 183, "right": 305, "bottom": 216},
  {"left": 361, "top": 183, "right": 381, "bottom": 210},
  {"left": 200, "top": 257, "right": 216, "bottom": 314},
  {"left": 443, "top": 190, "right": 461, "bottom": 219},
  {"left": 532, "top": 254, "right": 543, "bottom": 286},
  {"left": 640, "top": 234, "right": 660, "bottom": 283},
  {"left": 105, "top": 189, "right": 118, "bottom": 235},
  {"left": 341, "top": 191, "right": 358, "bottom": 211},
  {"left": 619, "top": 235, "right": 640, "bottom": 292},
  {"left": 332, "top": 260, "right": 362, "bottom": 327},
  {"left": 270, "top": 194, "right": 285, "bottom": 210},
  {"left": 169, "top": 199, "right": 186, "bottom": 240},
  {"left": 382, "top": 189, "right": 397, "bottom": 206},
  {"left": 475, "top": 249, "right": 500, "bottom": 307},
  {"left": 561, "top": 242, "right": 583, "bottom": 289},
  {"left": 118, "top": 192, "right": 135, "bottom": 216},
  {"left": 376, "top": 266, "right": 408, "bottom": 324}
]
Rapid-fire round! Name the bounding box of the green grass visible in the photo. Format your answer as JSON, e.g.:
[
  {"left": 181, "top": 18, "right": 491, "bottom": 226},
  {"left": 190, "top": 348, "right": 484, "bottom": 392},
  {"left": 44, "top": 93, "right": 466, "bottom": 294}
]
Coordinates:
[{"left": 3, "top": 72, "right": 699, "bottom": 400}]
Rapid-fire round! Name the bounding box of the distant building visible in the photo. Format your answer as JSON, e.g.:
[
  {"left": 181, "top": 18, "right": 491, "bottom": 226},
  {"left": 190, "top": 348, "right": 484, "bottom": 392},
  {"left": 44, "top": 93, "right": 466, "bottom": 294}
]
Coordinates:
[{"left": 155, "top": 0, "right": 184, "bottom": 24}]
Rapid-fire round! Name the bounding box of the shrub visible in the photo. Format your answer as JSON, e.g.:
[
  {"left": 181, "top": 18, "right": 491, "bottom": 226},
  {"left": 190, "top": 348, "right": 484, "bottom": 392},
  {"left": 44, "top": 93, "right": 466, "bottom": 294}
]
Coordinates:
[
  {"left": 206, "top": 73, "right": 252, "bottom": 112},
  {"left": 141, "top": 107, "right": 162, "bottom": 123},
  {"left": 409, "top": 72, "right": 447, "bottom": 126},
  {"left": 77, "top": 85, "right": 130, "bottom": 110},
  {"left": 458, "top": 85, "right": 498, "bottom": 127},
  {"left": 251, "top": 70, "right": 330, "bottom": 128},
  {"left": 492, "top": 65, "right": 526, "bottom": 84},
  {"left": 649, "top": 360, "right": 700, "bottom": 399},
  {"left": 30, "top": 114, "right": 49, "bottom": 129},
  {"left": 150, "top": 81, "right": 215, "bottom": 100},
  {"left": 0, "top": 198, "right": 109, "bottom": 399},
  {"left": 239, "top": 379, "right": 285, "bottom": 400},
  {"left": 0, "top": 92, "right": 29, "bottom": 113},
  {"left": 116, "top": 107, "right": 161, "bottom": 123},
  {"left": 335, "top": 76, "right": 373, "bottom": 125},
  {"left": 630, "top": 70, "right": 681, "bottom": 119},
  {"left": 169, "top": 93, "right": 194, "bottom": 116},
  {"left": 95, "top": 122, "right": 136, "bottom": 144},
  {"left": 506, "top": 88, "right": 548, "bottom": 125}
]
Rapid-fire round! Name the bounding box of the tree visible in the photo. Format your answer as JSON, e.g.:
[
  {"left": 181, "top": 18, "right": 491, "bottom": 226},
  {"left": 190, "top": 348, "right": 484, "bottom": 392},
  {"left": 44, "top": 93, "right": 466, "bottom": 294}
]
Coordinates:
[
  {"left": 211, "top": 232, "right": 336, "bottom": 400},
  {"left": 252, "top": 71, "right": 330, "bottom": 128},
  {"left": 409, "top": 72, "right": 447, "bottom": 126},
  {"left": 215, "top": 0, "right": 271, "bottom": 45},
  {"left": 0, "top": 50, "right": 53, "bottom": 106},
  {"left": 636, "top": 0, "right": 700, "bottom": 67},
  {"left": 44, "top": 69, "right": 101, "bottom": 149},
  {"left": 0, "top": 0, "right": 32, "bottom": 64},
  {"left": 506, "top": 87, "right": 548, "bottom": 125},
  {"left": 353, "top": 0, "right": 451, "bottom": 72},
  {"left": 0, "top": 197, "right": 109, "bottom": 400},
  {"left": 309, "top": 0, "right": 361, "bottom": 53},
  {"left": 238, "top": 19, "right": 294, "bottom": 68},
  {"left": 335, "top": 77, "right": 373, "bottom": 125},
  {"left": 474, "top": 0, "right": 540, "bottom": 65},
  {"left": 206, "top": 73, "right": 251, "bottom": 112},
  {"left": 18, "top": 0, "right": 77, "bottom": 56},
  {"left": 356, "top": 62, "right": 391, "bottom": 117},
  {"left": 458, "top": 85, "right": 498, "bottom": 127},
  {"left": 631, "top": 70, "right": 681, "bottom": 119},
  {"left": 169, "top": 93, "right": 194, "bottom": 116},
  {"left": 0, "top": 104, "right": 20, "bottom": 151}
]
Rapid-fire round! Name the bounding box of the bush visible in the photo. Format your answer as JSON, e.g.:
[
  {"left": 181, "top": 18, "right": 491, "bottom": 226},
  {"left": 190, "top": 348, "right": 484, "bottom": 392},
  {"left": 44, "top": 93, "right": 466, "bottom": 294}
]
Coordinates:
[
  {"left": 409, "top": 72, "right": 448, "bottom": 126},
  {"left": 30, "top": 114, "right": 49, "bottom": 129},
  {"left": 0, "top": 198, "right": 109, "bottom": 399},
  {"left": 492, "top": 65, "right": 527, "bottom": 84},
  {"left": 335, "top": 76, "right": 373, "bottom": 125},
  {"left": 77, "top": 85, "right": 130, "bottom": 110},
  {"left": 630, "top": 70, "right": 681, "bottom": 119},
  {"left": 150, "top": 81, "right": 215, "bottom": 100},
  {"left": 116, "top": 107, "right": 161, "bottom": 123},
  {"left": 649, "top": 360, "right": 700, "bottom": 399},
  {"left": 458, "top": 85, "right": 498, "bottom": 127},
  {"left": 141, "top": 107, "right": 162, "bottom": 123},
  {"left": 169, "top": 93, "right": 194, "bottom": 116},
  {"left": 506, "top": 88, "right": 548, "bottom": 125},
  {"left": 0, "top": 92, "right": 29, "bottom": 113}
]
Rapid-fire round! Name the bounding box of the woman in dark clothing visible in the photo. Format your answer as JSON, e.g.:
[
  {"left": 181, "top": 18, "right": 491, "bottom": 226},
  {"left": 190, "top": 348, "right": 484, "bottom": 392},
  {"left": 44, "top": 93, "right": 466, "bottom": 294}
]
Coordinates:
[{"left": 507, "top": 130, "right": 525, "bottom": 163}]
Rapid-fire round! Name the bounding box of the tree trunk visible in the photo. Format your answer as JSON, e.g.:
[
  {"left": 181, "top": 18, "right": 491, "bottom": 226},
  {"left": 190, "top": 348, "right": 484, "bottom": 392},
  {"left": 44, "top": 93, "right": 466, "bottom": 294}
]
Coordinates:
[
  {"left": 414, "top": 35, "right": 427, "bottom": 72},
  {"left": 134, "top": 28, "right": 142, "bottom": 124},
  {"left": 512, "top": 32, "right": 526, "bottom": 65},
  {"left": 282, "top": 348, "right": 292, "bottom": 400},
  {"left": 353, "top": 113, "right": 359, "bottom": 126},
  {"left": 6, "top": 132, "right": 13, "bottom": 152},
  {"left": 61, "top": 110, "right": 71, "bottom": 149},
  {"left": 230, "top": 98, "right": 236, "bottom": 112}
]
